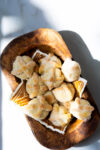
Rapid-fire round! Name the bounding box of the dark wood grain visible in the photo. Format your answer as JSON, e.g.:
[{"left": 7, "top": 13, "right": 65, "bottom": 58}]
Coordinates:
[{"left": 0, "top": 28, "right": 99, "bottom": 149}]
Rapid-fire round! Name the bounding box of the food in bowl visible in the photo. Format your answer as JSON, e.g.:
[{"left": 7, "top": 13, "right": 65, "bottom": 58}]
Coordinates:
[{"left": 0, "top": 28, "right": 99, "bottom": 150}]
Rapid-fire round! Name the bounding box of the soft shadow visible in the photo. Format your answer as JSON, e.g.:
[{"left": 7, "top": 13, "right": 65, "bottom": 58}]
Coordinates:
[
  {"left": 59, "top": 31, "right": 100, "bottom": 148},
  {"left": 0, "top": 0, "right": 52, "bottom": 40},
  {"left": 0, "top": 0, "right": 52, "bottom": 150}
]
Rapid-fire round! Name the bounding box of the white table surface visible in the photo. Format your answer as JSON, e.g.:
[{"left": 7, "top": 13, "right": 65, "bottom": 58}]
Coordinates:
[{"left": 0, "top": 0, "right": 100, "bottom": 150}]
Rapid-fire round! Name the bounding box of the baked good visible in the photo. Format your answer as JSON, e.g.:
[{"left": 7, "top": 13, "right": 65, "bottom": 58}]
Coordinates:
[
  {"left": 52, "top": 83, "right": 75, "bottom": 103},
  {"left": 62, "top": 58, "right": 81, "bottom": 82},
  {"left": 70, "top": 97, "right": 94, "bottom": 121},
  {"left": 22, "top": 95, "right": 52, "bottom": 120},
  {"left": 26, "top": 72, "right": 48, "bottom": 98},
  {"left": 0, "top": 28, "right": 99, "bottom": 150},
  {"left": 44, "top": 91, "right": 57, "bottom": 104},
  {"left": 49, "top": 103, "right": 71, "bottom": 127},
  {"left": 11, "top": 56, "right": 36, "bottom": 80},
  {"left": 39, "top": 53, "right": 64, "bottom": 90}
]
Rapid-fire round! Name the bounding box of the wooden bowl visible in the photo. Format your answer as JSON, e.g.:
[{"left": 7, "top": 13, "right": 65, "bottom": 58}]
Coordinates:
[{"left": 0, "top": 28, "right": 100, "bottom": 149}]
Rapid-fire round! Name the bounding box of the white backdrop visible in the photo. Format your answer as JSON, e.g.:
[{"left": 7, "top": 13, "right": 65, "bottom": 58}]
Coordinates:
[{"left": 0, "top": 0, "right": 100, "bottom": 150}]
